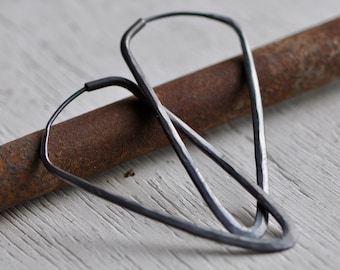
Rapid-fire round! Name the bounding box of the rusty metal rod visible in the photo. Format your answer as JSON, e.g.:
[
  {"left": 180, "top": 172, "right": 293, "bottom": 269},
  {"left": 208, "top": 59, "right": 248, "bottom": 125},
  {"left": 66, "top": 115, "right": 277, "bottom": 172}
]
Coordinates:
[{"left": 1, "top": 18, "right": 339, "bottom": 211}]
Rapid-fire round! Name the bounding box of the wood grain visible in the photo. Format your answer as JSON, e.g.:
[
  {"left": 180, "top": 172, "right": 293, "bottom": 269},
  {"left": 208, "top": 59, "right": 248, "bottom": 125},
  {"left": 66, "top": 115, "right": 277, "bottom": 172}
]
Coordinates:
[{"left": 1, "top": 1, "right": 340, "bottom": 269}]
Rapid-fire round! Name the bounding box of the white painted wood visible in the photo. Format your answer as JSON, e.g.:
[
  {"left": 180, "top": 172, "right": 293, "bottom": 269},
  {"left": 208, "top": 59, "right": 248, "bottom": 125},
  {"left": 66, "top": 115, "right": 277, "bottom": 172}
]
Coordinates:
[{"left": 1, "top": 1, "right": 339, "bottom": 269}]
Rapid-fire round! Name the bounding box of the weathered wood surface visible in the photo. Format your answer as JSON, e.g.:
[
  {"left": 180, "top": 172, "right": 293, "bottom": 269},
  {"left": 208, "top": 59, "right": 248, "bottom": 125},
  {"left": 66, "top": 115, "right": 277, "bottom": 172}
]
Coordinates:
[{"left": 1, "top": 1, "right": 339, "bottom": 269}]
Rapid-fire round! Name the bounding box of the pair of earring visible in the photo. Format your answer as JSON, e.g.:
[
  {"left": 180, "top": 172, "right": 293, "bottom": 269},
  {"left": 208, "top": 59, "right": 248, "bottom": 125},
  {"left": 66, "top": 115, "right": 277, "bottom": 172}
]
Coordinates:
[{"left": 41, "top": 11, "right": 295, "bottom": 252}]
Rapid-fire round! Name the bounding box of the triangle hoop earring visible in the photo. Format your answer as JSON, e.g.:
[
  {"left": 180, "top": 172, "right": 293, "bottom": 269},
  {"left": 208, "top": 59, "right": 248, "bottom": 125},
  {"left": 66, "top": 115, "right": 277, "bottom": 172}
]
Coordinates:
[{"left": 41, "top": 11, "right": 296, "bottom": 252}]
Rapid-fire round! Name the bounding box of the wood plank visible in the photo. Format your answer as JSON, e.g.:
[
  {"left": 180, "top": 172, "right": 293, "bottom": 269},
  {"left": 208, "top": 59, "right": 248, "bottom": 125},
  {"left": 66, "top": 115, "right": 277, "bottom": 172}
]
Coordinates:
[{"left": 1, "top": 1, "right": 339, "bottom": 269}]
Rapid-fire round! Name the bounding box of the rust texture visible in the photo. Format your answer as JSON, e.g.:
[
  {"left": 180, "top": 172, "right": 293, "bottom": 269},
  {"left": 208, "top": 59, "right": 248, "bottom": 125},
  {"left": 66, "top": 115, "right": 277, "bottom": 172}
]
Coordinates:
[{"left": 0, "top": 18, "right": 339, "bottom": 211}]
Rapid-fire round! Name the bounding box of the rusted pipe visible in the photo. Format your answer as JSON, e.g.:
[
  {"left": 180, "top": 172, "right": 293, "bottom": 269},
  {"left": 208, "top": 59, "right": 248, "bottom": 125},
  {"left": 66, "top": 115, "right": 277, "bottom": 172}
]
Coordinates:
[{"left": 1, "top": 18, "right": 339, "bottom": 211}]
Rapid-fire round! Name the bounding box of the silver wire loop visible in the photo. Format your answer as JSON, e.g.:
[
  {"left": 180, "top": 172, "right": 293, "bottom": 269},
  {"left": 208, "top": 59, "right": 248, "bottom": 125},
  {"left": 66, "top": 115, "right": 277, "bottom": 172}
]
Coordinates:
[
  {"left": 40, "top": 12, "right": 296, "bottom": 252},
  {"left": 121, "top": 12, "right": 269, "bottom": 238}
]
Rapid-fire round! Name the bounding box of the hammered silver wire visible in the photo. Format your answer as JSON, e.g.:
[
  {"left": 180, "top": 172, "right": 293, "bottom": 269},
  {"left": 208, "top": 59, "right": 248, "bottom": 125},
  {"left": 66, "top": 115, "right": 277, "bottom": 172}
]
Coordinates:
[{"left": 40, "top": 12, "right": 296, "bottom": 251}]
